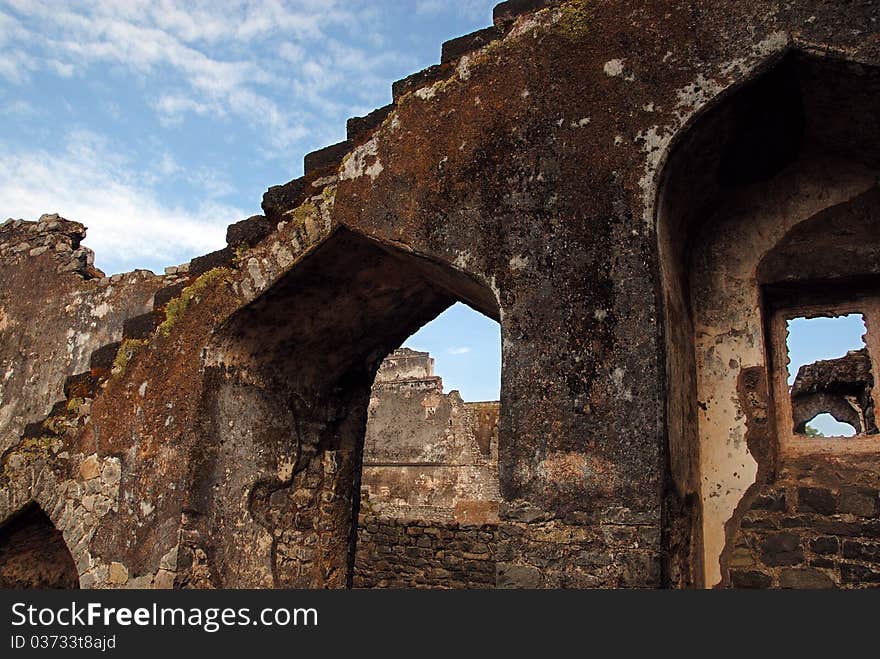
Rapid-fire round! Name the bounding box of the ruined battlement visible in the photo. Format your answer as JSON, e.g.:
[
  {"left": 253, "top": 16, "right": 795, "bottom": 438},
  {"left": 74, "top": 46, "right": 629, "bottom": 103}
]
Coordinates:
[
  {"left": 0, "top": 214, "right": 99, "bottom": 279},
  {"left": 375, "top": 348, "right": 436, "bottom": 384},
  {"left": 3, "top": 0, "right": 880, "bottom": 590}
]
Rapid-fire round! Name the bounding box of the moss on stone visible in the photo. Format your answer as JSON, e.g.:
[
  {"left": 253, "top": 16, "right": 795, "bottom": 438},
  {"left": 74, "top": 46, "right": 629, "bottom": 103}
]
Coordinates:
[
  {"left": 112, "top": 338, "right": 148, "bottom": 375},
  {"left": 1, "top": 435, "right": 56, "bottom": 483},
  {"left": 44, "top": 415, "right": 66, "bottom": 435},
  {"left": 292, "top": 202, "right": 319, "bottom": 224},
  {"left": 66, "top": 397, "right": 85, "bottom": 414},
  {"left": 555, "top": 1, "right": 591, "bottom": 40},
  {"left": 233, "top": 245, "right": 248, "bottom": 265},
  {"left": 158, "top": 267, "right": 231, "bottom": 337},
  {"left": 321, "top": 184, "right": 337, "bottom": 205}
]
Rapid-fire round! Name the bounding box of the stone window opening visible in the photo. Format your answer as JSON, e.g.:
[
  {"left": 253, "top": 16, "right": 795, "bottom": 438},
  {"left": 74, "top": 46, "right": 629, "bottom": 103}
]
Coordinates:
[
  {"left": 787, "top": 313, "right": 874, "bottom": 438},
  {"left": 0, "top": 502, "right": 79, "bottom": 589},
  {"left": 770, "top": 299, "right": 880, "bottom": 455}
]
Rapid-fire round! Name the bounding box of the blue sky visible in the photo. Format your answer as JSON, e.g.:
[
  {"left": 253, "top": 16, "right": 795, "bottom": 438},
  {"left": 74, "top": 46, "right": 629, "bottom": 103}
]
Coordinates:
[
  {"left": 0, "top": 0, "right": 502, "bottom": 400},
  {"left": 406, "top": 303, "right": 500, "bottom": 402},
  {"left": 0, "top": 0, "right": 498, "bottom": 273},
  {"left": 786, "top": 314, "right": 868, "bottom": 436},
  {"left": 4, "top": 2, "right": 864, "bottom": 411}
]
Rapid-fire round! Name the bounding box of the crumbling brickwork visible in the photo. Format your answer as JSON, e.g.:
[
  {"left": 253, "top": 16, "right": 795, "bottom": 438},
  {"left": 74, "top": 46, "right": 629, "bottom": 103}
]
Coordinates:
[
  {"left": 2, "top": 0, "right": 880, "bottom": 589},
  {"left": 353, "top": 349, "right": 500, "bottom": 587},
  {"left": 790, "top": 349, "right": 876, "bottom": 435},
  {"left": 727, "top": 456, "right": 880, "bottom": 588},
  {"left": 360, "top": 348, "right": 500, "bottom": 523},
  {"left": 353, "top": 517, "right": 497, "bottom": 589}
]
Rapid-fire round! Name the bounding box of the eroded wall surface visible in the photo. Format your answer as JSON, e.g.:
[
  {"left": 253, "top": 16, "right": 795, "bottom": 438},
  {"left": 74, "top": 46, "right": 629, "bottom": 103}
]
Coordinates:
[
  {"left": 0, "top": 0, "right": 879, "bottom": 589},
  {"left": 690, "top": 160, "right": 879, "bottom": 586},
  {"left": 0, "top": 216, "right": 162, "bottom": 454},
  {"left": 359, "top": 348, "right": 500, "bottom": 523},
  {"left": 353, "top": 348, "right": 500, "bottom": 588}
]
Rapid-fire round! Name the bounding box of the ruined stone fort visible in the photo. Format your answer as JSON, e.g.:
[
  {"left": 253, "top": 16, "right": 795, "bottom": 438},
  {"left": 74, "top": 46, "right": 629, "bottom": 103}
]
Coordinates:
[{"left": 2, "top": 0, "right": 880, "bottom": 589}]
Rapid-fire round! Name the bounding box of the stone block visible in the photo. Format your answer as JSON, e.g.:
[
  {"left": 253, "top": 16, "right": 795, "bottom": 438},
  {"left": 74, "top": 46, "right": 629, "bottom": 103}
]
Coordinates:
[
  {"left": 797, "top": 487, "right": 837, "bottom": 515},
  {"left": 729, "top": 569, "right": 772, "bottom": 588},
  {"left": 392, "top": 64, "right": 445, "bottom": 101},
  {"left": 153, "top": 282, "right": 187, "bottom": 309},
  {"left": 493, "top": 0, "right": 557, "bottom": 25},
  {"left": 189, "top": 246, "right": 233, "bottom": 276},
  {"left": 122, "top": 311, "right": 161, "bottom": 341},
  {"left": 89, "top": 342, "right": 121, "bottom": 371},
  {"left": 262, "top": 177, "right": 308, "bottom": 219},
  {"left": 496, "top": 563, "right": 542, "bottom": 588},
  {"left": 779, "top": 568, "right": 835, "bottom": 589},
  {"left": 304, "top": 140, "right": 352, "bottom": 176},
  {"left": 108, "top": 561, "right": 129, "bottom": 585},
  {"left": 758, "top": 532, "right": 804, "bottom": 566},
  {"left": 63, "top": 371, "right": 98, "bottom": 399},
  {"left": 842, "top": 539, "right": 880, "bottom": 562},
  {"left": 80, "top": 455, "right": 101, "bottom": 481},
  {"left": 750, "top": 492, "right": 787, "bottom": 512},
  {"left": 346, "top": 104, "right": 393, "bottom": 141},
  {"left": 441, "top": 26, "right": 502, "bottom": 63},
  {"left": 841, "top": 563, "right": 880, "bottom": 584},
  {"left": 226, "top": 214, "right": 274, "bottom": 247},
  {"left": 809, "top": 536, "right": 839, "bottom": 555},
  {"left": 838, "top": 486, "right": 879, "bottom": 517}
]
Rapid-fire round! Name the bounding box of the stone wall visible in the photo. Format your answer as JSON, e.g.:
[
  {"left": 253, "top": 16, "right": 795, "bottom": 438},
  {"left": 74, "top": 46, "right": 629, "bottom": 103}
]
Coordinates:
[
  {"left": 355, "top": 349, "right": 501, "bottom": 587},
  {"left": 2, "top": 0, "right": 880, "bottom": 590},
  {"left": 353, "top": 515, "right": 496, "bottom": 589},
  {"left": 0, "top": 215, "right": 164, "bottom": 455},
  {"left": 727, "top": 455, "right": 880, "bottom": 588},
  {"left": 360, "top": 348, "right": 500, "bottom": 523}
]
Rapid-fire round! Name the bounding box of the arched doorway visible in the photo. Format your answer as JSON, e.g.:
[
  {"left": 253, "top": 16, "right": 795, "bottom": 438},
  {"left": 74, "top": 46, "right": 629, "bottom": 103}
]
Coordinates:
[
  {"left": 190, "top": 227, "right": 501, "bottom": 588},
  {"left": 657, "top": 51, "right": 880, "bottom": 587},
  {"left": 0, "top": 502, "right": 79, "bottom": 589}
]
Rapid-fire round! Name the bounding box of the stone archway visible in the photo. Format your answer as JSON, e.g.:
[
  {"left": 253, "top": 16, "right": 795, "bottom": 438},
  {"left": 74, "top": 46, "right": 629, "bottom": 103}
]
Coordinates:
[
  {"left": 657, "top": 51, "right": 880, "bottom": 587},
  {"left": 187, "top": 227, "right": 500, "bottom": 588},
  {"left": 0, "top": 502, "right": 79, "bottom": 589}
]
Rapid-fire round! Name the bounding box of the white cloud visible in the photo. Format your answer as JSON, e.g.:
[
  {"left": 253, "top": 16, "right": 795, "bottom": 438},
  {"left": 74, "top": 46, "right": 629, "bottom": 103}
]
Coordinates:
[
  {"left": 0, "top": 1, "right": 349, "bottom": 150},
  {"left": 447, "top": 346, "right": 472, "bottom": 355},
  {"left": 0, "top": 131, "right": 236, "bottom": 274},
  {"left": 0, "top": 1, "right": 497, "bottom": 273},
  {"left": 2, "top": 99, "right": 40, "bottom": 118},
  {"left": 416, "top": 0, "right": 487, "bottom": 21}
]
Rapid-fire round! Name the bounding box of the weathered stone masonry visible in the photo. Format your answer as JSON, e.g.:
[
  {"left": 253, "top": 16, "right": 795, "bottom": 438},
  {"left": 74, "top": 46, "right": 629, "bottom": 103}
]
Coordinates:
[
  {"left": 353, "top": 348, "right": 500, "bottom": 588},
  {"left": 2, "top": 0, "right": 880, "bottom": 588},
  {"left": 353, "top": 518, "right": 497, "bottom": 589}
]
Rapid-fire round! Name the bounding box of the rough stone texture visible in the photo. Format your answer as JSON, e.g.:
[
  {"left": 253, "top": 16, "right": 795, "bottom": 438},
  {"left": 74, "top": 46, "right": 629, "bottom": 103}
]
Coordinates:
[
  {"left": 226, "top": 215, "right": 274, "bottom": 248},
  {"left": 441, "top": 27, "right": 503, "bottom": 64},
  {"left": 360, "top": 348, "right": 500, "bottom": 523},
  {"left": 0, "top": 216, "right": 162, "bottom": 455},
  {"left": 790, "top": 348, "right": 876, "bottom": 435},
  {"left": 347, "top": 105, "right": 394, "bottom": 142},
  {"left": 353, "top": 517, "right": 496, "bottom": 589},
  {"left": 353, "top": 349, "right": 500, "bottom": 586},
  {"left": 726, "top": 455, "right": 880, "bottom": 588},
  {"left": 1, "top": 1, "right": 880, "bottom": 590},
  {"left": 304, "top": 141, "right": 353, "bottom": 175}
]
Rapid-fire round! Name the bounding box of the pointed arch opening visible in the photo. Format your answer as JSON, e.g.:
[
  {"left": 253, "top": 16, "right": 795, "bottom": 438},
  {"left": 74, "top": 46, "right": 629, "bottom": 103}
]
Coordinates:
[
  {"left": 657, "top": 51, "right": 880, "bottom": 587},
  {"left": 0, "top": 503, "right": 79, "bottom": 589},
  {"left": 191, "top": 227, "right": 501, "bottom": 588}
]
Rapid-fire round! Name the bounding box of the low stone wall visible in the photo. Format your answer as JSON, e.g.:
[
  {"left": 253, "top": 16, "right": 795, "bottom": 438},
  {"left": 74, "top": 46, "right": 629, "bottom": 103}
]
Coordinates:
[
  {"left": 727, "top": 456, "right": 880, "bottom": 588},
  {"left": 353, "top": 515, "right": 496, "bottom": 589}
]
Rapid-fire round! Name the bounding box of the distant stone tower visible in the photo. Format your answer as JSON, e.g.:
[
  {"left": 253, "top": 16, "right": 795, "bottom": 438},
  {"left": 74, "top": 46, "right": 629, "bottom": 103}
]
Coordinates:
[{"left": 360, "top": 348, "right": 500, "bottom": 524}]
